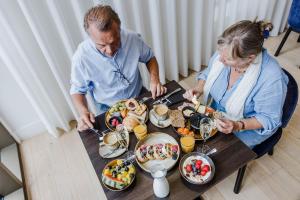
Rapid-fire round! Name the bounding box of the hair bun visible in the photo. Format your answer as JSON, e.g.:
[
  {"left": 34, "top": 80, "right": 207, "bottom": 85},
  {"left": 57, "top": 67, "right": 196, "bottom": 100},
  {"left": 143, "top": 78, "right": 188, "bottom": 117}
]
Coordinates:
[{"left": 253, "top": 19, "right": 273, "bottom": 39}]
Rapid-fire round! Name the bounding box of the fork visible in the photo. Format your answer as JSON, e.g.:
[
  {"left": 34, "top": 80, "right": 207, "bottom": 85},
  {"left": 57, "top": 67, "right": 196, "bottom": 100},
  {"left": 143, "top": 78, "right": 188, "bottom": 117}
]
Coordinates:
[{"left": 139, "top": 96, "right": 152, "bottom": 104}]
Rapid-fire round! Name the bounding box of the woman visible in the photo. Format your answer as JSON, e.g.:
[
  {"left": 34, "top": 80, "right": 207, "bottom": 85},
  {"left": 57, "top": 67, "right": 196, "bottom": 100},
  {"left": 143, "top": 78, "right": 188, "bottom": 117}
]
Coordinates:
[{"left": 183, "top": 20, "right": 288, "bottom": 148}]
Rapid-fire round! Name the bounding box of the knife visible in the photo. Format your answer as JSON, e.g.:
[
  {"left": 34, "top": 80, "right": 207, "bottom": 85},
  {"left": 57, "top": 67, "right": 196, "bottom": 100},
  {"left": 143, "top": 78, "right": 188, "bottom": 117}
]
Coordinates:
[{"left": 152, "top": 88, "right": 182, "bottom": 105}]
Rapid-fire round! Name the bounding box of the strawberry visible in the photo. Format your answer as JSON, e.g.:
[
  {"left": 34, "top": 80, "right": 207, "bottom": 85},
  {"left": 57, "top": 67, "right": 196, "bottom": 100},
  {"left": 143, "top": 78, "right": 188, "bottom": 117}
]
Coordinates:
[
  {"left": 196, "top": 160, "right": 202, "bottom": 166},
  {"left": 200, "top": 170, "right": 207, "bottom": 176},
  {"left": 195, "top": 163, "right": 201, "bottom": 170},
  {"left": 185, "top": 164, "right": 192, "bottom": 173},
  {"left": 202, "top": 165, "right": 210, "bottom": 172}
]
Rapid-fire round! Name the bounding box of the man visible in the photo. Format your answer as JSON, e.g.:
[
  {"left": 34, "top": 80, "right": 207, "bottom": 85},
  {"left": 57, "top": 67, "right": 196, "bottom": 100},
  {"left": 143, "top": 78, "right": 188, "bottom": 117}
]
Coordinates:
[{"left": 70, "top": 5, "right": 166, "bottom": 131}]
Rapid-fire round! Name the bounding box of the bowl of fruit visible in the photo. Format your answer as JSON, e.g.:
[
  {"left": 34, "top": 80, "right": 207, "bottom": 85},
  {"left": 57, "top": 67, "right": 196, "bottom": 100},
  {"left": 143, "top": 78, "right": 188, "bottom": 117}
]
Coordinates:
[
  {"left": 179, "top": 152, "right": 215, "bottom": 185},
  {"left": 101, "top": 159, "right": 136, "bottom": 191}
]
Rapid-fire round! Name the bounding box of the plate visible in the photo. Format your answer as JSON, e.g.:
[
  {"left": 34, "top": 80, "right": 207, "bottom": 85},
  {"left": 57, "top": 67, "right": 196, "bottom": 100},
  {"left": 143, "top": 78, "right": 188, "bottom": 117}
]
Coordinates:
[
  {"left": 149, "top": 109, "right": 171, "bottom": 128},
  {"left": 179, "top": 152, "right": 215, "bottom": 185},
  {"left": 173, "top": 105, "right": 218, "bottom": 140},
  {"left": 105, "top": 99, "right": 148, "bottom": 131},
  {"left": 134, "top": 132, "right": 180, "bottom": 173},
  {"left": 101, "top": 159, "right": 136, "bottom": 191},
  {"left": 99, "top": 129, "right": 129, "bottom": 158}
]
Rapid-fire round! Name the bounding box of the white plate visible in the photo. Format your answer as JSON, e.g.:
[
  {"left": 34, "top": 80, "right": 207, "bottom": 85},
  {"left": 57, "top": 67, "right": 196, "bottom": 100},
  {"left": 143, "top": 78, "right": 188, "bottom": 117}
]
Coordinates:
[
  {"left": 149, "top": 109, "right": 171, "bottom": 128},
  {"left": 99, "top": 130, "right": 129, "bottom": 158},
  {"left": 134, "top": 132, "right": 180, "bottom": 173}
]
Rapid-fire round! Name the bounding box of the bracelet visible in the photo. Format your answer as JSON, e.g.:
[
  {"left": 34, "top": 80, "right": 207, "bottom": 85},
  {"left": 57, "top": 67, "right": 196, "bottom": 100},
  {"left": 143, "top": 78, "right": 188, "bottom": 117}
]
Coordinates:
[{"left": 238, "top": 120, "right": 245, "bottom": 130}]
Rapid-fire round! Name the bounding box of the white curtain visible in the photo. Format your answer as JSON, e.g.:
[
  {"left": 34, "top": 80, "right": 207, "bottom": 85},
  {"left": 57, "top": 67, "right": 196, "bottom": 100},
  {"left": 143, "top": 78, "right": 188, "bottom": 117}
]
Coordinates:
[{"left": 0, "top": 0, "right": 291, "bottom": 138}]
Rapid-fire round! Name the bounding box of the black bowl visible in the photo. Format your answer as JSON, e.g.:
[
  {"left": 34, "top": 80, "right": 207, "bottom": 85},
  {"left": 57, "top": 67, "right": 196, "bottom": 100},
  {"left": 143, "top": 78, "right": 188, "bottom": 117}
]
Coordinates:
[
  {"left": 182, "top": 106, "right": 196, "bottom": 119},
  {"left": 190, "top": 113, "right": 207, "bottom": 130}
]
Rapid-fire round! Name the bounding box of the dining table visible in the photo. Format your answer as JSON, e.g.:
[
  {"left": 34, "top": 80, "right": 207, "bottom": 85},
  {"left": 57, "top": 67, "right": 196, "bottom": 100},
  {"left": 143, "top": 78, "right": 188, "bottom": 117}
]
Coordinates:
[{"left": 79, "top": 80, "right": 257, "bottom": 200}]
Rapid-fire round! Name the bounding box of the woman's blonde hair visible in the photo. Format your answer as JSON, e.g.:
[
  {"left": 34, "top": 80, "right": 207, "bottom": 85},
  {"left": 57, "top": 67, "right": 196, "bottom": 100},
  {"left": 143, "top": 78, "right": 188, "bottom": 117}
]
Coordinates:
[{"left": 217, "top": 20, "right": 273, "bottom": 59}]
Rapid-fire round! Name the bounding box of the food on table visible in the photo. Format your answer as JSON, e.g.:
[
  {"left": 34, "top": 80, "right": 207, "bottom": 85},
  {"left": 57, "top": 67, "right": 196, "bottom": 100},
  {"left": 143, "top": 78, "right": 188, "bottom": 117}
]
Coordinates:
[
  {"left": 134, "top": 104, "right": 147, "bottom": 115},
  {"left": 183, "top": 109, "right": 194, "bottom": 117},
  {"left": 177, "top": 127, "right": 194, "bottom": 136},
  {"left": 102, "top": 159, "right": 135, "bottom": 190},
  {"left": 103, "top": 131, "right": 119, "bottom": 150},
  {"left": 182, "top": 106, "right": 196, "bottom": 119},
  {"left": 133, "top": 124, "right": 147, "bottom": 140},
  {"left": 182, "top": 155, "right": 212, "bottom": 183},
  {"left": 169, "top": 110, "right": 185, "bottom": 128},
  {"left": 109, "top": 116, "right": 123, "bottom": 128},
  {"left": 178, "top": 102, "right": 195, "bottom": 111},
  {"left": 154, "top": 104, "right": 169, "bottom": 116},
  {"left": 191, "top": 95, "right": 199, "bottom": 105},
  {"left": 109, "top": 101, "right": 127, "bottom": 115},
  {"left": 135, "top": 143, "right": 179, "bottom": 163},
  {"left": 196, "top": 104, "right": 206, "bottom": 114},
  {"left": 153, "top": 104, "right": 169, "bottom": 121},
  {"left": 125, "top": 98, "right": 139, "bottom": 111},
  {"left": 106, "top": 99, "right": 148, "bottom": 131},
  {"left": 122, "top": 116, "right": 140, "bottom": 132},
  {"left": 180, "top": 136, "right": 195, "bottom": 153}
]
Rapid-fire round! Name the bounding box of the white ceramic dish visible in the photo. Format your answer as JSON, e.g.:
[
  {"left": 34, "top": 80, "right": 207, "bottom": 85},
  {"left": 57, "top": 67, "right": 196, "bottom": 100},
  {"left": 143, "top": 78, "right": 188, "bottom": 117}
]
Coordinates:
[
  {"left": 149, "top": 109, "right": 171, "bottom": 128},
  {"left": 99, "top": 129, "right": 129, "bottom": 158},
  {"left": 134, "top": 132, "right": 180, "bottom": 173}
]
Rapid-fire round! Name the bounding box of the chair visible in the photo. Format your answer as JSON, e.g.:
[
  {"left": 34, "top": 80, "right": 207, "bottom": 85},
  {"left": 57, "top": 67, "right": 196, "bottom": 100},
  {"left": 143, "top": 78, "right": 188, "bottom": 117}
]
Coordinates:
[
  {"left": 275, "top": 0, "right": 300, "bottom": 56},
  {"left": 233, "top": 68, "right": 299, "bottom": 194}
]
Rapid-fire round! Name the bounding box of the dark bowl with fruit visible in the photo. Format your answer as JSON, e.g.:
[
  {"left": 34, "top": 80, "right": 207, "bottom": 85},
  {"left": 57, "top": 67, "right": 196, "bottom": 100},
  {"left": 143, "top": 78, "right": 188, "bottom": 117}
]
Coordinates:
[
  {"left": 182, "top": 106, "right": 196, "bottom": 119},
  {"left": 190, "top": 113, "right": 207, "bottom": 130},
  {"left": 109, "top": 116, "right": 123, "bottom": 128},
  {"left": 179, "top": 152, "right": 215, "bottom": 185}
]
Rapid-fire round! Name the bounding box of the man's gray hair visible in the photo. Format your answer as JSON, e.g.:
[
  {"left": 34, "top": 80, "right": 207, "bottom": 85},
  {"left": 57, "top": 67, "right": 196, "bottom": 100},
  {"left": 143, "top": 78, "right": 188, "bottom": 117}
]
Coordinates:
[{"left": 84, "top": 5, "right": 121, "bottom": 32}]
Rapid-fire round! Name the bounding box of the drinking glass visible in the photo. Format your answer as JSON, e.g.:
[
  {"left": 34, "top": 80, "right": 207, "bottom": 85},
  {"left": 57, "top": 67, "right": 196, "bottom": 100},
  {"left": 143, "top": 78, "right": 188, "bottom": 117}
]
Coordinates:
[{"left": 199, "top": 117, "right": 213, "bottom": 153}]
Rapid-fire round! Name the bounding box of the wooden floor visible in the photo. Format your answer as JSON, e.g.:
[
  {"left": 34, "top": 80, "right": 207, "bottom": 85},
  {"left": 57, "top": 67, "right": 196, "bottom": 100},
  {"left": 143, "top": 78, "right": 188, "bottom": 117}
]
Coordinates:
[{"left": 20, "top": 31, "right": 300, "bottom": 200}]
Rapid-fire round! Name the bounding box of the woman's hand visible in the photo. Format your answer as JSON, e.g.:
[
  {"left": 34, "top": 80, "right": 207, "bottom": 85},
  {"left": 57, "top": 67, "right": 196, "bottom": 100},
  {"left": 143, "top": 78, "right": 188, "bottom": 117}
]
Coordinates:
[
  {"left": 216, "top": 118, "right": 240, "bottom": 134},
  {"left": 183, "top": 88, "right": 202, "bottom": 101}
]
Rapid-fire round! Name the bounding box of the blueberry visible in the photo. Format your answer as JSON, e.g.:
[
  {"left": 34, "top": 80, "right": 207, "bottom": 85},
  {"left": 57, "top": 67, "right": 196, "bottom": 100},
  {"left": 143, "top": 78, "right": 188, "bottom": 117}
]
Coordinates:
[
  {"left": 125, "top": 166, "right": 129, "bottom": 172},
  {"left": 192, "top": 166, "right": 196, "bottom": 172},
  {"left": 172, "top": 153, "right": 177, "bottom": 160}
]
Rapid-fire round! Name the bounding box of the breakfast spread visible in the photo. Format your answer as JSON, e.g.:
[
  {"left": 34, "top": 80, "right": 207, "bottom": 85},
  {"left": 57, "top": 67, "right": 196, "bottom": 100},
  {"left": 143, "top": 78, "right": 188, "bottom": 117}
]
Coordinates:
[
  {"left": 106, "top": 99, "right": 148, "bottom": 131},
  {"left": 136, "top": 143, "right": 179, "bottom": 163},
  {"left": 99, "top": 88, "right": 219, "bottom": 193},
  {"left": 102, "top": 159, "right": 135, "bottom": 190}
]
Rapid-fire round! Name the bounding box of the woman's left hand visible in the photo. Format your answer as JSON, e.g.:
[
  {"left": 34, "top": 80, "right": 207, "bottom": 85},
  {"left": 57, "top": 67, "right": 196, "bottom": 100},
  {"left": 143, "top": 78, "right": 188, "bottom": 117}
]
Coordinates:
[{"left": 216, "top": 118, "right": 239, "bottom": 134}]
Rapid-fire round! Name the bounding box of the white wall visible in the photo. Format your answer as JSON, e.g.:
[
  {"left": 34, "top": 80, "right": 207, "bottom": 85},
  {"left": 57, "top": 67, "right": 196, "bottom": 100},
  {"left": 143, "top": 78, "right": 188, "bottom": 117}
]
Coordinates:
[{"left": 0, "top": 61, "right": 44, "bottom": 140}]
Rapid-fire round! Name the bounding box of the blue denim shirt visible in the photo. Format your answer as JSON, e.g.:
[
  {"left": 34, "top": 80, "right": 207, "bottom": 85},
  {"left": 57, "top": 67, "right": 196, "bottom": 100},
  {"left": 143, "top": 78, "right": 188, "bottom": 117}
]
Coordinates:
[
  {"left": 70, "top": 29, "right": 154, "bottom": 108},
  {"left": 197, "top": 50, "right": 288, "bottom": 148}
]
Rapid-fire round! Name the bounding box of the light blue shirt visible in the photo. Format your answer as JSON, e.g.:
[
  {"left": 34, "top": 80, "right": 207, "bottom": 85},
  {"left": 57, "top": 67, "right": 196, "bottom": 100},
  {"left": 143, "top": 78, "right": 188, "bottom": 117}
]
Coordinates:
[
  {"left": 70, "top": 29, "right": 154, "bottom": 107},
  {"left": 197, "top": 49, "right": 288, "bottom": 148}
]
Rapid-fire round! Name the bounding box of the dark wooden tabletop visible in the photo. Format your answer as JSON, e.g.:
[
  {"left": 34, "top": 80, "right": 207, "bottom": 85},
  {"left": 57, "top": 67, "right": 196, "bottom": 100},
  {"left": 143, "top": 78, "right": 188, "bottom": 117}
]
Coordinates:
[{"left": 79, "top": 80, "right": 257, "bottom": 200}]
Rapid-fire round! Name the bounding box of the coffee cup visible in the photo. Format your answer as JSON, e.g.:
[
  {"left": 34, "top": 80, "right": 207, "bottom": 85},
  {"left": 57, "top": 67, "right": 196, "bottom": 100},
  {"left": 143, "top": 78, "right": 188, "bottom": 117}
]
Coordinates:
[
  {"left": 103, "top": 132, "right": 119, "bottom": 150},
  {"left": 153, "top": 104, "right": 169, "bottom": 121}
]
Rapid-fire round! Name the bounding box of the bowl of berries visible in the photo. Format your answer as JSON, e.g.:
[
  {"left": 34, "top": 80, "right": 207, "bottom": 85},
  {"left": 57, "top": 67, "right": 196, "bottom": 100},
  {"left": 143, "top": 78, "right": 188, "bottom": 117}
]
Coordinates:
[{"left": 179, "top": 152, "right": 215, "bottom": 185}]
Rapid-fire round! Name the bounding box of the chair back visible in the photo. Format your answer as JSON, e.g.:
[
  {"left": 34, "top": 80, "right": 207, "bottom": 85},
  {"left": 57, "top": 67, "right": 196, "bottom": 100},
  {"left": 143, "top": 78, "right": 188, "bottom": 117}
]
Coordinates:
[
  {"left": 281, "top": 68, "right": 298, "bottom": 128},
  {"left": 288, "top": 0, "right": 300, "bottom": 32}
]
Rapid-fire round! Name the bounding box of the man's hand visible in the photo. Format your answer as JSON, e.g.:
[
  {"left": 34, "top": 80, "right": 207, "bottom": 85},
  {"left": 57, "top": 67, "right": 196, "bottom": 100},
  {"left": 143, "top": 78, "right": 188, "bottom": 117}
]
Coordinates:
[
  {"left": 150, "top": 80, "right": 167, "bottom": 99},
  {"left": 216, "top": 118, "right": 240, "bottom": 134},
  {"left": 77, "top": 111, "right": 95, "bottom": 131},
  {"left": 183, "top": 88, "right": 202, "bottom": 101}
]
